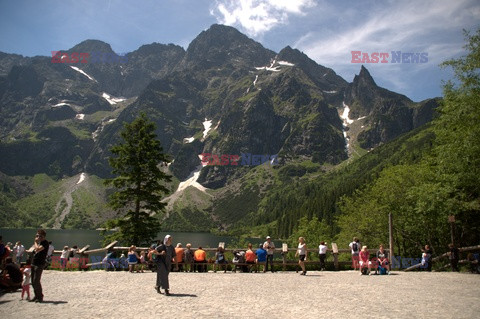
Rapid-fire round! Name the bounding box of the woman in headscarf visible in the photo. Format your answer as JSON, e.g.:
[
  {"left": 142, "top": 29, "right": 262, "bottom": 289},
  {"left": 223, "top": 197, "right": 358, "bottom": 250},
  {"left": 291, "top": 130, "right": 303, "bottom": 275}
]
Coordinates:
[{"left": 155, "top": 235, "right": 176, "bottom": 296}]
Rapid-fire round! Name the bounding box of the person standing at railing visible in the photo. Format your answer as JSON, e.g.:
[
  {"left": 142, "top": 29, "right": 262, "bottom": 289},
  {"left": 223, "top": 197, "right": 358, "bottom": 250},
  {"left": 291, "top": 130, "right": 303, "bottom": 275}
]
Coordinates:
[
  {"left": 318, "top": 241, "right": 327, "bottom": 271},
  {"left": 349, "top": 237, "right": 361, "bottom": 271},
  {"left": 14, "top": 241, "right": 25, "bottom": 265},
  {"left": 60, "top": 246, "right": 69, "bottom": 271},
  {"left": 296, "top": 237, "right": 308, "bottom": 275},
  {"left": 263, "top": 236, "right": 275, "bottom": 273},
  {"left": 127, "top": 245, "right": 140, "bottom": 273}
]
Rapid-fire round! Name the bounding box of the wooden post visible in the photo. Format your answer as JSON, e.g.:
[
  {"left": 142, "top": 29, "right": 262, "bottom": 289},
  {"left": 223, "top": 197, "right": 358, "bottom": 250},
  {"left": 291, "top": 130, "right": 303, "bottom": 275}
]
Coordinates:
[
  {"left": 78, "top": 245, "right": 90, "bottom": 271},
  {"left": 282, "top": 244, "right": 288, "bottom": 272},
  {"left": 332, "top": 243, "right": 339, "bottom": 271},
  {"left": 389, "top": 213, "right": 394, "bottom": 266}
]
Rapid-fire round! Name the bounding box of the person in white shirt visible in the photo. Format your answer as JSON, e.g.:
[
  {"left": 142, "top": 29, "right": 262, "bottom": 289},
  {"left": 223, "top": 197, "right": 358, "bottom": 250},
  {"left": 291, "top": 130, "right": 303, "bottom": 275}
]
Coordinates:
[
  {"left": 295, "top": 237, "right": 308, "bottom": 275},
  {"left": 263, "top": 236, "right": 276, "bottom": 272},
  {"left": 47, "top": 241, "right": 54, "bottom": 257},
  {"left": 14, "top": 241, "right": 25, "bottom": 264},
  {"left": 349, "top": 237, "right": 361, "bottom": 271},
  {"left": 60, "top": 246, "right": 69, "bottom": 270},
  {"left": 318, "top": 241, "right": 327, "bottom": 271}
]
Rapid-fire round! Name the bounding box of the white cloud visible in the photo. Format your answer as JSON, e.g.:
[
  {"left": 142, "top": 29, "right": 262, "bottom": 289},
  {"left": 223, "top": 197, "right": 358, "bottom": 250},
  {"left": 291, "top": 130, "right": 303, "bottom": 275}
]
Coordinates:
[
  {"left": 291, "top": 0, "right": 479, "bottom": 100},
  {"left": 296, "top": 0, "right": 478, "bottom": 67},
  {"left": 210, "top": 0, "right": 316, "bottom": 36}
]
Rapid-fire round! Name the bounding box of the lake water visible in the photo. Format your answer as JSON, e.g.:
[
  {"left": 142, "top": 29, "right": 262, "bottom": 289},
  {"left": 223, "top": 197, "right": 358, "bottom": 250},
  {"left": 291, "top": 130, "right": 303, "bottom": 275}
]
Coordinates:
[{"left": 0, "top": 229, "right": 275, "bottom": 250}]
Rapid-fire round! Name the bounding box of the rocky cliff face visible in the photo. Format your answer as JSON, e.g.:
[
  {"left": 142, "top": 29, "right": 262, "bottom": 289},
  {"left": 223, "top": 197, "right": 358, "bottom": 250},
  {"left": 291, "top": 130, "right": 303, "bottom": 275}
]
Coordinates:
[
  {"left": 344, "top": 66, "right": 438, "bottom": 149},
  {"left": 0, "top": 24, "right": 438, "bottom": 205}
]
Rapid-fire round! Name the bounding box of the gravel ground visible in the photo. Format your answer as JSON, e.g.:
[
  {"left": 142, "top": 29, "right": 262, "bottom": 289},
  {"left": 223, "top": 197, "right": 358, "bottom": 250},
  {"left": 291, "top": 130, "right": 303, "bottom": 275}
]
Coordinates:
[{"left": 1, "top": 270, "right": 479, "bottom": 318}]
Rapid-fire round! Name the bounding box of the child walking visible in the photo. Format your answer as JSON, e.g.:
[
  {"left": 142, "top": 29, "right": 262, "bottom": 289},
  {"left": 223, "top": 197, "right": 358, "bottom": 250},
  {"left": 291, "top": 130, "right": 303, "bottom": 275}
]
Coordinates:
[{"left": 21, "top": 261, "right": 31, "bottom": 300}]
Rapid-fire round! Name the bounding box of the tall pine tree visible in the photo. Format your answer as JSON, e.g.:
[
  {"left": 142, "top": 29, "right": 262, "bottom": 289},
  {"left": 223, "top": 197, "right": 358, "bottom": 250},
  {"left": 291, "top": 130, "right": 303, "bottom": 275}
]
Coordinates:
[{"left": 103, "top": 113, "right": 171, "bottom": 246}]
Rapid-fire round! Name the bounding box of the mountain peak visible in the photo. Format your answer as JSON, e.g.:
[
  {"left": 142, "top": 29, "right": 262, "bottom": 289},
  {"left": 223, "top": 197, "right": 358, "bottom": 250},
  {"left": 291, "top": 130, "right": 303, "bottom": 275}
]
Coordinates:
[
  {"left": 182, "top": 24, "right": 274, "bottom": 69},
  {"left": 277, "top": 46, "right": 347, "bottom": 89},
  {"left": 68, "top": 40, "right": 114, "bottom": 54},
  {"left": 355, "top": 65, "right": 377, "bottom": 87}
]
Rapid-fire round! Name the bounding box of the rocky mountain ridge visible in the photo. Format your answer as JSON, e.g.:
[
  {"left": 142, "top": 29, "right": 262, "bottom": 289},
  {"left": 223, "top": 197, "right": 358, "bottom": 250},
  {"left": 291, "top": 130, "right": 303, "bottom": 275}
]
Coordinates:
[{"left": 0, "top": 24, "right": 439, "bottom": 230}]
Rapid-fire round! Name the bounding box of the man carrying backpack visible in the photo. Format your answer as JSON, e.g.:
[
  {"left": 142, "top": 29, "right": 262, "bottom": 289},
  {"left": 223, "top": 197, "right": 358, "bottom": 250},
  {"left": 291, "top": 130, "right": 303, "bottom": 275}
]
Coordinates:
[{"left": 349, "top": 237, "right": 361, "bottom": 271}]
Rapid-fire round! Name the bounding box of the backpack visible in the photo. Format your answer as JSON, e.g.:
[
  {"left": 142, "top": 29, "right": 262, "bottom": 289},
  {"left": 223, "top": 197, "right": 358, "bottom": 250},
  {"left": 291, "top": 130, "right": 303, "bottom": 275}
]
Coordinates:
[
  {"left": 352, "top": 242, "right": 358, "bottom": 253},
  {"left": 184, "top": 249, "right": 194, "bottom": 263}
]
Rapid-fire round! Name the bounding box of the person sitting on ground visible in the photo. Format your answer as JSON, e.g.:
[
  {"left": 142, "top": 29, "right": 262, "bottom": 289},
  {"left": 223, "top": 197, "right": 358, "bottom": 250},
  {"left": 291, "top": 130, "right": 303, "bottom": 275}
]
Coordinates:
[
  {"left": 127, "top": 245, "right": 140, "bottom": 273},
  {"left": 359, "top": 246, "right": 372, "bottom": 275},
  {"left": 255, "top": 243, "right": 267, "bottom": 273},
  {"left": 376, "top": 244, "right": 390, "bottom": 274},
  {"left": 175, "top": 243, "right": 184, "bottom": 272},
  {"left": 194, "top": 246, "right": 207, "bottom": 273},
  {"left": 214, "top": 246, "right": 227, "bottom": 273},
  {"left": 183, "top": 243, "right": 194, "bottom": 272},
  {"left": 0, "top": 257, "right": 23, "bottom": 289},
  {"left": 245, "top": 243, "right": 256, "bottom": 273}
]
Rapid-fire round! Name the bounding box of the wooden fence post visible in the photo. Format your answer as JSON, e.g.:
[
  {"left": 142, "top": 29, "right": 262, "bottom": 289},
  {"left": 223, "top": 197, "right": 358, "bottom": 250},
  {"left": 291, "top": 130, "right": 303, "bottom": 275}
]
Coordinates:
[
  {"left": 389, "top": 213, "right": 394, "bottom": 267},
  {"left": 332, "top": 243, "right": 339, "bottom": 271},
  {"left": 282, "top": 243, "right": 288, "bottom": 272}
]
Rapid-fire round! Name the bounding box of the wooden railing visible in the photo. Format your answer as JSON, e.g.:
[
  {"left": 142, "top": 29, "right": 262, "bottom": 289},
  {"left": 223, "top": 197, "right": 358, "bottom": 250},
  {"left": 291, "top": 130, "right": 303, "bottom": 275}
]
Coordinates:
[{"left": 39, "top": 241, "right": 394, "bottom": 271}]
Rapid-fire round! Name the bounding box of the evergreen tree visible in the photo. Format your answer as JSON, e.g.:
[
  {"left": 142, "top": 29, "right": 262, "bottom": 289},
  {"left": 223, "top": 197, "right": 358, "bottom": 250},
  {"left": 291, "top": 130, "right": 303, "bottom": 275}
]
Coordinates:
[{"left": 103, "top": 113, "right": 171, "bottom": 246}]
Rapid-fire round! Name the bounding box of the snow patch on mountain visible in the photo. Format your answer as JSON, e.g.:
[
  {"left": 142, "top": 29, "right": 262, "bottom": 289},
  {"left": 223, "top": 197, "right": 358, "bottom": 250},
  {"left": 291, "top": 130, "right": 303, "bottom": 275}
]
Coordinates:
[
  {"left": 53, "top": 102, "right": 70, "bottom": 108},
  {"left": 278, "top": 61, "right": 295, "bottom": 66},
  {"left": 102, "top": 92, "right": 126, "bottom": 105},
  {"left": 203, "top": 119, "right": 212, "bottom": 139},
  {"left": 70, "top": 66, "right": 97, "bottom": 82},
  {"left": 76, "top": 172, "right": 86, "bottom": 185},
  {"left": 254, "top": 58, "right": 293, "bottom": 72}
]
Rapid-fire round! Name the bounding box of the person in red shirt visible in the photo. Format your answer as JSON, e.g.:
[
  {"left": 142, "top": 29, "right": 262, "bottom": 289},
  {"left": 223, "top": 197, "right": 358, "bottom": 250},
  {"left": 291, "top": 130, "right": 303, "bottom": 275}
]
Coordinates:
[
  {"left": 359, "top": 246, "right": 372, "bottom": 275},
  {"left": 245, "top": 243, "right": 256, "bottom": 272}
]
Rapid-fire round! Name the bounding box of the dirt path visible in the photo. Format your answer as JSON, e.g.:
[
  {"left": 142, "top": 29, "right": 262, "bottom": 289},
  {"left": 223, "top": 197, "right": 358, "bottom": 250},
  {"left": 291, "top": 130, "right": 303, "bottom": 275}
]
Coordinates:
[{"left": 51, "top": 173, "right": 87, "bottom": 229}]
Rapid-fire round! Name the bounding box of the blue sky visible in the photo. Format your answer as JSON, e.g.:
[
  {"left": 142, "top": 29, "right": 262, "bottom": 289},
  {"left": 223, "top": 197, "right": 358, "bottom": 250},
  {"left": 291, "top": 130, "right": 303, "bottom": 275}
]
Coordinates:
[{"left": 0, "top": 0, "right": 479, "bottom": 101}]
